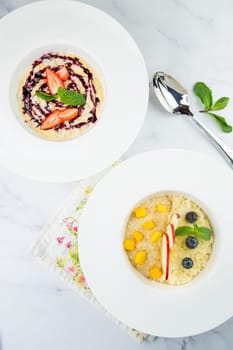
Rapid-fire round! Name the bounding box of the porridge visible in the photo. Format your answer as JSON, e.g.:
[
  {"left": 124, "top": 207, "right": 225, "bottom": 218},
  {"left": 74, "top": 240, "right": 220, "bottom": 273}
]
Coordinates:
[
  {"left": 124, "top": 193, "right": 214, "bottom": 286},
  {"left": 17, "top": 52, "right": 104, "bottom": 140}
]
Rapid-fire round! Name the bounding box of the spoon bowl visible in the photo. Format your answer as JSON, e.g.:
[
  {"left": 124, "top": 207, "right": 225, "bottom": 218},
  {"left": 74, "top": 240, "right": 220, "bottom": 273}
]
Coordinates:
[{"left": 153, "top": 72, "right": 192, "bottom": 116}]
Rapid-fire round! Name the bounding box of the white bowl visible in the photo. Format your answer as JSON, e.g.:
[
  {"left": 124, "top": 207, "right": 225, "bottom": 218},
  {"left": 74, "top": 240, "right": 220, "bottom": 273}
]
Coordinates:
[
  {"left": 0, "top": 1, "right": 148, "bottom": 182},
  {"left": 79, "top": 149, "right": 233, "bottom": 337}
]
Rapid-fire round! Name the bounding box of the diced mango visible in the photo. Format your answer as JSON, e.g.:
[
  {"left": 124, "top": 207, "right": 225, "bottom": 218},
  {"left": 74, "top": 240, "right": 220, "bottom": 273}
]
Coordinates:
[
  {"left": 150, "top": 231, "right": 162, "bottom": 243},
  {"left": 156, "top": 204, "right": 167, "bottom": 213},
  {"left": 133, "top": 231, "right": 144, "bottom": 242},
  {"left": 149, "top": 266, "right": 163, "bottom": 279},
  {"left": 134, "top": 206, "right": 147, "bottom": 218},
  {"left": 124, "top": 239, "right": 135, "bottom": 251},
  {"left": 134, "top": 250, "right": 147, "bottom": 264},
  {"left": 142, "top": 220, "right": 155, "bottom": 230}
]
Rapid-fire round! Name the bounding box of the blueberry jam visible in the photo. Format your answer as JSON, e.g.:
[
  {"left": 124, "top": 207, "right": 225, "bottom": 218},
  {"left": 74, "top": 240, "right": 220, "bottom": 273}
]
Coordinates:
[{"left": 21, "top": 52, "right": 102, "bottom": 132}]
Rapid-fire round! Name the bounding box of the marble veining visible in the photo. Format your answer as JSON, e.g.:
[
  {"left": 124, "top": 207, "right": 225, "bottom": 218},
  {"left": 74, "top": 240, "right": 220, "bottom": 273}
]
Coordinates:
[{"left": 0, "top": 0, "right": 233, "bottom": 349}]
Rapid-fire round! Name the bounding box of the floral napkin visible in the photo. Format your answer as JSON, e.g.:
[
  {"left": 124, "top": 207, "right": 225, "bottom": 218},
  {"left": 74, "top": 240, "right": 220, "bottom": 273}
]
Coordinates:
[{"left": 30, "top": 163, "right": 155, "bottom": 342}]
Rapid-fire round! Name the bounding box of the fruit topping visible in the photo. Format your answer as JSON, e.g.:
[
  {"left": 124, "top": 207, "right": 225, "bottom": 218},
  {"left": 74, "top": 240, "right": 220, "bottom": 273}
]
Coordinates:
[
  {"left": 46, "top": 67, "right": 64, "bottom": 94},
  {"left": 161, "top": 233, "right": 170, "bottom": 280},
  {"left": 58, "top": 108, "right": 78, "bottom": 122},
  {"left": 166, "top": 213, "right": 180, "bottom": 248},
  {"left": 124, "top": 239, "right": 135, "bottom": 251},
  {"left": 185, "top": 211, "right": 198, "bottom": 223},
  {"left": 134, "top": 251, "right": 147, "bottom": 265},
  {"left": 185, "top": 236, "right": 199, "bottom": 249},
  {"left": 156, "top": 203, "right": 167, "bottom": 213},
  {"left": 150, "top": 231, "right": 162, "bottom": 243},
  {"left": 142, "top": 220, "right": 155, "bottom": 230},
  {"left": 56, "top": 66, "right": 69, "bottom": 80},
  {"left": 170, "top": 213, "right": 180, "bottom": 225},
  {"left": 134, "top": 206, "right": 146, "bottom": 218},
  {"left": 133, "top": 231, "right": 144, "bottom": 242},
  {"left": 149, "top": 266, "right": 163, "bottom": 279},
  {"left": 182, "top": 257, "right": 193, "bottom": 269},
  {"left": 40, "top": 108, "right": 78, "bottom": 130},
  {"left": 166, "top": 224, "right": 175, "bottom": 249},
  {"left": 40, "top": 110, "right": 61, "bottom": 130}
]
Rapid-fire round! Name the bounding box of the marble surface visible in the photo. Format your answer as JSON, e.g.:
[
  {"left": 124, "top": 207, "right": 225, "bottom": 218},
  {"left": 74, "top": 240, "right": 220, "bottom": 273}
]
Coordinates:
[{"left": 0, "top": 0, "right": 233, "bottom": 349}]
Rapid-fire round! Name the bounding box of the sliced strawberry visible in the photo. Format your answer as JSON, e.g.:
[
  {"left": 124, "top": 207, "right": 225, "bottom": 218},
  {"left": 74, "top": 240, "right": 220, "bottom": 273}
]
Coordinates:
[
  {"left": 40, "top": 108, "right": 78, "bottom": 130},
  {"left": 46, "top": 68, "right": 64, "bottom": 95},
  {"left": 40, "top": 110, "right": 61, "bottom": 130},
  {"left": 58, "top": 108, "right": 78, "bottom": 122},
  {"left": 56, "top": 66, "right": 69, "bottom": 80}
]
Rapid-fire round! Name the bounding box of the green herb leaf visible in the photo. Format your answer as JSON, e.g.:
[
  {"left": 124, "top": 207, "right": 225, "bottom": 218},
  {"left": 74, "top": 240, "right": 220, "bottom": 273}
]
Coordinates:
[
  {"left": 36, "top": 91, "right": 57, "bottom": 101},
  {"left": 193, "top": 223, "right": 199, "bottom": 234},
  {"left": 193, "top": 82, "right": 213, "bottom": 110},
  {"left": 176, "top": 224, "right": 212, "bottom": 241},
  {"left": 207, "top": 112, "right": 232, "bottom": 133},
  {"left": 57, "top": 87, "right": 86, "bottom": 106},
  {"left": 197, "top": 227, "right": 211, "bottom": 240},
  {"left": 212, "top": 97, "right": 229, "bottom": 111},
  {"left": 175, "top": 226, "right": 194, "bottom": 236},
  {"left": 36, "top": 88, "right": 86, "bottom": 107}
]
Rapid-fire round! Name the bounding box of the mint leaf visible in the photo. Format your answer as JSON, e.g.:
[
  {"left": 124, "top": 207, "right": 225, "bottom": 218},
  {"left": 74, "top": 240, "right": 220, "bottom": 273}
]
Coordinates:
[
  {"left": 176, "top": 224, "right": 212, "bottom": 241},
  {"left": 194, "top": 82, "right": 213, "bottom": 110},
  {"left": 196, "top": 227, "right": 211, "bottom": 241},
  {"left": 175, "top": 226, "right": 194, "bottom": 236},
  {"left": 36, "top": 91, "right": 57, "bottom": 101},
  {"left": 58, "top": 87, "right": 86, "bottom": 106},
  {"left": 212, "top": 97, "right": 229, "bottom": 111},
  {"left": 193, "top": 223, "right": 199, "bottom": 234},
  {"left": 207, "top": 113, "right": 232, "bottom": 133},
  {"left": 36, "top": 88, "right": 86, "bottom": 107}
]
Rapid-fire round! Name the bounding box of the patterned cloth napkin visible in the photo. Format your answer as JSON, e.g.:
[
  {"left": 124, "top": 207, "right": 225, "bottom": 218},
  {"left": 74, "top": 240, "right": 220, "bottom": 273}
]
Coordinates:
[{"left": 30, "top": 163, "right": 155, "bottom": 342}]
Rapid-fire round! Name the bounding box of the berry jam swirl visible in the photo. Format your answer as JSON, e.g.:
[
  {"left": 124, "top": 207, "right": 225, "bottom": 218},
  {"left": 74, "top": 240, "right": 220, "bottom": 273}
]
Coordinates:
[{"left": 20, "top": 52, "right": 102, "bottom": 133}]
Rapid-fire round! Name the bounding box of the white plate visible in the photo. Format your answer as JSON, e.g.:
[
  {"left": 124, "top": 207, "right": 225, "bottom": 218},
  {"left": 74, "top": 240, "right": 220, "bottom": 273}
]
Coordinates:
[
  {"left": 0, "top": 1, "right": 148, "bottom": 182},
  {"left": 79, "top": 149, "right": 233, "bottom": 337}
]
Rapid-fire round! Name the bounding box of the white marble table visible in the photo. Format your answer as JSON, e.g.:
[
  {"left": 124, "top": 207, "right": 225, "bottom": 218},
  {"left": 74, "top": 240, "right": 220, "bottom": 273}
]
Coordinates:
[{"left": 0, "top": 0, "right": 233, "bottom": 349}]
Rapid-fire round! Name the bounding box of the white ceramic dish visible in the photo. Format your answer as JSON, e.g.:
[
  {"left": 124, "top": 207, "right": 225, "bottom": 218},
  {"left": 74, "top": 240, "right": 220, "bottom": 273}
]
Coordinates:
[
  {"left": 0, "top": 0, "right": 148, "bottom": 182},
  {"left": 79, "top": 149, "right": 233, "bottom": 337}
]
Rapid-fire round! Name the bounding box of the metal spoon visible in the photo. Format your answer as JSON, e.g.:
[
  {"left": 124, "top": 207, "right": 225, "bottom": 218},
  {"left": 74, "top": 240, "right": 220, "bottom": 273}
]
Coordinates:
[{"left": 153, "top": 72, "right": 233, "bottom": 168}]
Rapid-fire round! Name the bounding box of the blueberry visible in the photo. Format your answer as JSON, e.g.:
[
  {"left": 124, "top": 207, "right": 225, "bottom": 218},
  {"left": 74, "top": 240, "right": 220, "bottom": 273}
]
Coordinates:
[
  {"left": 182, "top": 257, "right": 193, "bottom": 269},
  {"left": 185, "top": 236, "right": 198, "bottom": 249},
  {"left": 185, "top": 211, "right": 198, "bottom": 223}
]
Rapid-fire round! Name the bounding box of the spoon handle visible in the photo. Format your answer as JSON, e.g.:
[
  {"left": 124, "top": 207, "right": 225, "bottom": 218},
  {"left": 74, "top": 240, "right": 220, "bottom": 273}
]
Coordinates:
[{"left": 190, "top": 115, "right": 233, "bottom": 168}]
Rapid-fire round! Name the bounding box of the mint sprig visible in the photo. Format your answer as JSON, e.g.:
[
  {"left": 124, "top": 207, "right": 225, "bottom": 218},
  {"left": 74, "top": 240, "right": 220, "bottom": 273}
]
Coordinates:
[
  {"left": 36, "top": 88, "right": 86, "bottom": 107},
  {"left": 57, "top": 87, "right": 86, "bottom": 106},
  {"left": 193, "top": 82, "right": 232, "bottom": 133},
  {"left": 212, "top": 97, "right": 229, "bottom": 111},
  {"left": 175, "top": 223, "right": 211, "bottom": 241},
  {"left": 207, "top": 113, "right": 232, "bottom": 133},
  {"left": 193, "top": 82, "right": 213, "bottom": 110},
  {"left": 35, "top": 91, "right": 57, "bottom": 102}
]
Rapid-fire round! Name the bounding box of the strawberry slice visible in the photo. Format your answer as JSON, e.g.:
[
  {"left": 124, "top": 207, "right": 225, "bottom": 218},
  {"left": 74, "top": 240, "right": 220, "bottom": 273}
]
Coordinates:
[
  {"left": 40, "top": 110, "right": 61, "bottom": 130},
  {"left": 40, "top": 108, "right": 78, "bottom": 130},
  {"left": 58, "top": 108, "right": 78, "bottom": 122},
  {"left": 46, "top": 68, "right": 64, "bottom": 95},
  {"left": 56, "top": 66, "right": 69, "bottom": 80}
]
